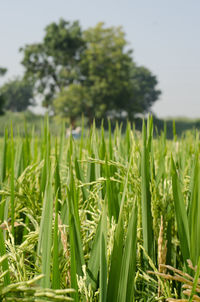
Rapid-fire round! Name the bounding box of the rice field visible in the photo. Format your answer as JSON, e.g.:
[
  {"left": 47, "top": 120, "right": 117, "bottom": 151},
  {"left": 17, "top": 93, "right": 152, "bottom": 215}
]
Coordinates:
[{"left": 0, "top": 116, "right": 200, "bottom": 301}]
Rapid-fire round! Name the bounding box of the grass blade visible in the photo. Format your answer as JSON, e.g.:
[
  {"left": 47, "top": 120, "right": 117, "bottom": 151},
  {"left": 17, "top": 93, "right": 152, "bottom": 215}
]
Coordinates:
[
  {"left": 171, "top": 155, "right": 190, "bottom": 263},
  {"left": 100, "top": 203, "right": 107, "bottom": 302},
  {"left": 141, "top": 119, "right": 153, "bottom": 258},
  {"left": 117, "top": 203, "right": 137, "bottom": 302}
]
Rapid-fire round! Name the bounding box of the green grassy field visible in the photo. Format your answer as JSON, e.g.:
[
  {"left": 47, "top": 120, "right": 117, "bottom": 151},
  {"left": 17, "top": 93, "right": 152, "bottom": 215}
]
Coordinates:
[
  {"left": 0, "top": 116, "right": 200, "bottom": 301},
  {"left": 1, "top": 110, "right": 200, "bottom": 138}
]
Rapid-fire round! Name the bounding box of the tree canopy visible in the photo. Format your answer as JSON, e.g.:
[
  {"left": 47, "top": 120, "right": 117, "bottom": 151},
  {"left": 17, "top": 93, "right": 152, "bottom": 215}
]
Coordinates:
[
  {"left": 0, "top": 78, "right": 35, "bottom": 112},
  {"left": 0, "top": 67, "right": 7, "bottom": 77},
  {"left": 20, "top": 19, "right": 161, "bottom": 124},
  {"left": 79, "top": 23, "right": 134, "bottom": 123},
  {"left": 20, "top": 19, "right": 85, "bottom": 108},
  {"left": 124, "top": 65, "right": 161, "bottom": 119}
]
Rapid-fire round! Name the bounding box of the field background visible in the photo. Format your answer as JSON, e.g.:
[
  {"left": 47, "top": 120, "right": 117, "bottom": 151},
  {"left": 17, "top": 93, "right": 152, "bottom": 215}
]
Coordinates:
[{"left": 1, "top": 111, "right": 200, "bottom": 138}]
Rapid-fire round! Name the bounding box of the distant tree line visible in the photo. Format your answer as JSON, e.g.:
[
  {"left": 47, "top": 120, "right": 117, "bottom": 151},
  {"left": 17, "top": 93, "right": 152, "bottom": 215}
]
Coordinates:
[
  {"left": 0, "top": 19, "right": 161, "bottom": 125},
  {"left": 0, "top": 69, "right": 35, "bottom": 114},
  {"left": 0, "top": 67, "right": 7, "bottom": 114}
]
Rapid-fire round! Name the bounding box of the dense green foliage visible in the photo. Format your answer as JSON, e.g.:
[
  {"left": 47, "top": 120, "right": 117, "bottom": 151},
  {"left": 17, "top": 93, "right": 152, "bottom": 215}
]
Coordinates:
[
  {"left": 0, "top": 68, "right": 7, "bottom": 77},
  {"left": 0, "top": 67, "right": 7, "bottom": 115},
  {"left": 0, "top": 117, "right": 200, "bottom": 301},
  {"left": 21, "top": 19, "right": 160, "bottom": 123},
  {"left": 0, "top": 78, "right": 35, "bottom": 112},
  {"left": 20, "top": 19, "right": 85, "bottom": 108}
]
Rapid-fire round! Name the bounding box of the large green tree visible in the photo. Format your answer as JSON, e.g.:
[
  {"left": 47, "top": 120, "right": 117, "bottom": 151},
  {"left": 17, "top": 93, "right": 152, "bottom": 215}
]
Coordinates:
[
  {"left": 21, "top": 19, "right": 161, "bottom": 123},
  {"left": 122, "top": 65, "right": 161, "bottom": 120},
  {"left": 53, "top": 23, "right": 161, "bottom": 123},
  {"left": 20, "top": 19, "right": 85, "bottom": 107},
  {"left": 0, "top": 78, "right": 35, "bottom": 112},
  {"left": 0, "top": 67, "right": 7, "bottom": 115},
  {"left": 79, "top": 22, "right": 134, "bottom": 123}
]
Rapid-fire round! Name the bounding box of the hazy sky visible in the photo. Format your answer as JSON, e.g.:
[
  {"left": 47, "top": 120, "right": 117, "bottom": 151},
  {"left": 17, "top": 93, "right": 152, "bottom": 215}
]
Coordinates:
[{"left": 0, "top": 0, "right": 200, "bottom": 118}]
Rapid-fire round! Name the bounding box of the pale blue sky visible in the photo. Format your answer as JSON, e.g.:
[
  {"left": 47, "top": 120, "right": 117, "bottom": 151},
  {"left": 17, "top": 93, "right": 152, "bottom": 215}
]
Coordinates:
[{"left": 0, "top": 0, "right": 200, "bottom": 118}]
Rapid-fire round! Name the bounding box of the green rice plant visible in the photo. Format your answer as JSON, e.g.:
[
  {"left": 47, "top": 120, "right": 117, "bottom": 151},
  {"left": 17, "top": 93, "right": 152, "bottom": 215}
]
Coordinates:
[
  {"left": 0, "top": 273, "right": 75, "bottom": 301},
  {"left": 171, "top": 155, "right": 190, "bottom": 263},
  {"left": 141, "top": 118, "right": 154, "bottom": 259},
  {"left": 0, "top": 236, "right": 10, "bottom": 286},
  {"left": 67, "top": 168, "right": 85, "bottom": 302},
  {"left": 39, "top": 173, "right": 54, "bottom": 289},
  {"left": 52, "top": 193, "right": 60, "bottom": 289},
  {"left": 188, "top": 153, "right": 200, "bottom": 266},
  {"left": 99, "top": 203, "right": 107, "bottom": 302},
  {"left": 149, "top": 258, "right": 200, "bottom": 301},
  {"left": 106, "top": 151, "right": 134, "bottom": 301},
  {"left": 10, "top": 123, "right": 15, "bottom": 238},
  {"left": 171, "top": 151, "right": 200, "bottom": 268},
  {"left": 0, "top": 115, "right": 200, "bottom": 301},
  {"left": 116, "top": 202, "right": 137, "bottom": 302}
]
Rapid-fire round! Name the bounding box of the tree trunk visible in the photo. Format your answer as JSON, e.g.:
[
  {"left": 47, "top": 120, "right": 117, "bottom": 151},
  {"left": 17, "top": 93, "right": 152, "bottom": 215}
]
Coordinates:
[
  {"left": 87, "top": 108, "right": 93, "bottom": 126},
  {"left": 70, "top": 116, "right": 76, "bottom": 129}
]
